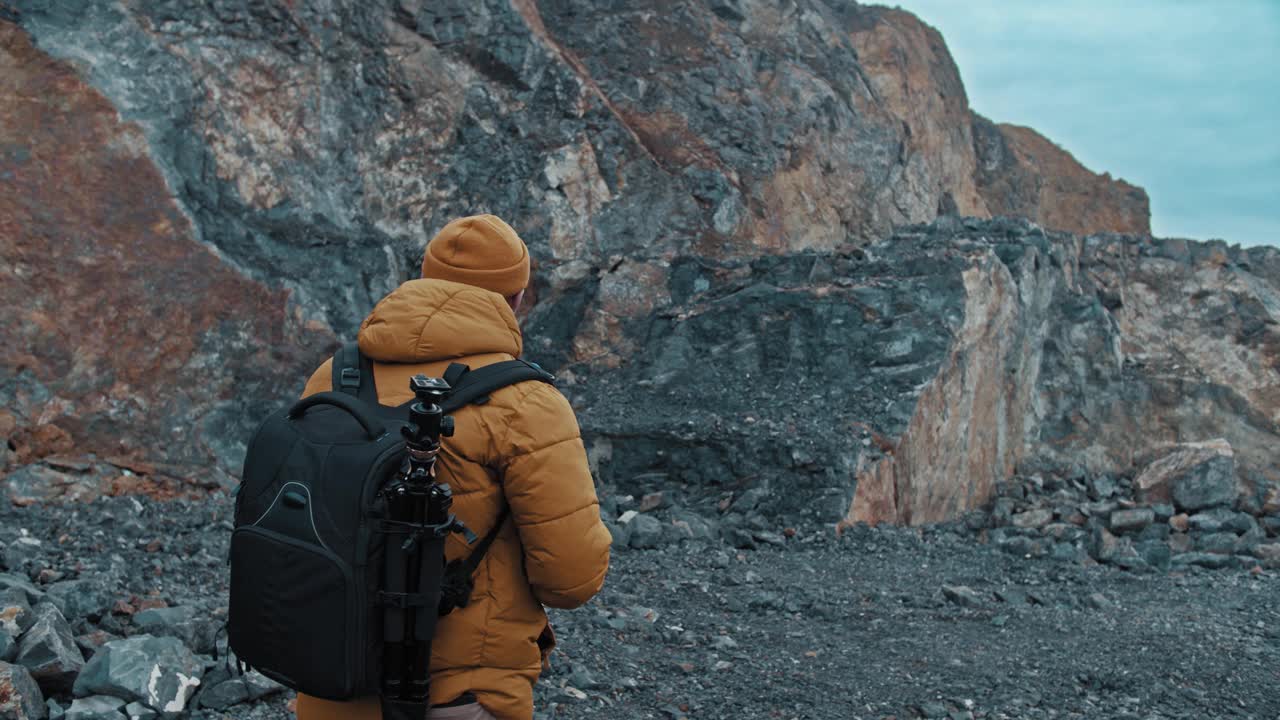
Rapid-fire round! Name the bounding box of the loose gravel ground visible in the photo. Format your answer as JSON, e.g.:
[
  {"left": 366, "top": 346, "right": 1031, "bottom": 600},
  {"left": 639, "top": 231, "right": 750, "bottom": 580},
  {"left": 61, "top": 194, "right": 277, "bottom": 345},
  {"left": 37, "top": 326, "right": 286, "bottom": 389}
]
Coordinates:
[{"left": 2, "top": 497, "right": 1278, "bottom": 720}]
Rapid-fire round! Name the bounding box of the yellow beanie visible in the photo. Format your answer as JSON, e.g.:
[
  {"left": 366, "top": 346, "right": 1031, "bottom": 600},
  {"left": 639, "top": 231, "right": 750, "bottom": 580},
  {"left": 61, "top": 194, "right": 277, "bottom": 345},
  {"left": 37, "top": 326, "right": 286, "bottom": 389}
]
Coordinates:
[{"left": 421, "top": 214, "right": 530, "bottom": 296}]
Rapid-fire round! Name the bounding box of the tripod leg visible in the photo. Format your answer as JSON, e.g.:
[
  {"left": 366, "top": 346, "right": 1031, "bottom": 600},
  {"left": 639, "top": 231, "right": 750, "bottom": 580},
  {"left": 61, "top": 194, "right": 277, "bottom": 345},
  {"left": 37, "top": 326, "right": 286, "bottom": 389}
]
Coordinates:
[{"left": 382, "top": 526, "right": 408, "bottom": 700}]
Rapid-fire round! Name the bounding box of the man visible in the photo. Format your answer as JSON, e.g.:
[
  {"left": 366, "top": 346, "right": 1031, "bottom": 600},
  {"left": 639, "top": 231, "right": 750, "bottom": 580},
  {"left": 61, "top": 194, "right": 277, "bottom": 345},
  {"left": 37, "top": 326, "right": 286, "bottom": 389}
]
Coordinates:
[{"left": 294, "top": 214, "right": 612, "bottom": 720}]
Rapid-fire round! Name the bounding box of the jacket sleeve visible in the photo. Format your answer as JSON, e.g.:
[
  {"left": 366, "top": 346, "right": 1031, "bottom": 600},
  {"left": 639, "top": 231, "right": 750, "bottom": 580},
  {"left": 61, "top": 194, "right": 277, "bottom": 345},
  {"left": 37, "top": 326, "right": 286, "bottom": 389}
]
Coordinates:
[
  {"left": 300, "top": 358, "right": 334, "bottom": 399},
  {"left": 497, "top": 382, "right": 610, "bottom": 609}
]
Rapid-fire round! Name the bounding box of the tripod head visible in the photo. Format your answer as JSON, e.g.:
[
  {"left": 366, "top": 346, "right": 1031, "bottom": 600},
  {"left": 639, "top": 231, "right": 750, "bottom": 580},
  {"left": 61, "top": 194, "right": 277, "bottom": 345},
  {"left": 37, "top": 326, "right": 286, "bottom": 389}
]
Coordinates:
[{"left": 403, "top": 375, "right": 454, "bottom": 450}]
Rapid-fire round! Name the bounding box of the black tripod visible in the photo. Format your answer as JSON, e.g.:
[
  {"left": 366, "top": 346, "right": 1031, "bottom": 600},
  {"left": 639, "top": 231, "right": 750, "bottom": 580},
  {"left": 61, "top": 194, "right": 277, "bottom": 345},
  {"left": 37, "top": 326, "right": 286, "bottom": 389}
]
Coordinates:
[{"left": 379, "top": 375, "right": 473, "bottom": 720}]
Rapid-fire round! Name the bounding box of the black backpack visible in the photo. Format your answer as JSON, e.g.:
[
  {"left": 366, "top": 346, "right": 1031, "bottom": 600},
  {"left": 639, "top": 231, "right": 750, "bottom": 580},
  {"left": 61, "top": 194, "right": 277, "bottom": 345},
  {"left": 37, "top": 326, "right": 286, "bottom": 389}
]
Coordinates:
[{"left": 227, "top": 344, "right": 554, "bottom": 700}]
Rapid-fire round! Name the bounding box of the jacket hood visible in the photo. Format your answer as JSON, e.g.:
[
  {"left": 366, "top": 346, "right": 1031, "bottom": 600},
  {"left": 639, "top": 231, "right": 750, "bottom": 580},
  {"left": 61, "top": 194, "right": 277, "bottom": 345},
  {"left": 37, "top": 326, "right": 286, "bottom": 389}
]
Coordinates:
[{"left": 357, "top": 279, "right": 522, "bottom": 363}]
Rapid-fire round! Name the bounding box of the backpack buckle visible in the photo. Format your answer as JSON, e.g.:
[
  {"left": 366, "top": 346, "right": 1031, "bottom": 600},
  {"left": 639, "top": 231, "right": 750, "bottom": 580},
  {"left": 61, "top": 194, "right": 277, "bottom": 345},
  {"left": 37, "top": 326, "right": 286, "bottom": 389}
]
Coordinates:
[
  {"left": 339, "top": 367, "right": 361, "bottom": 389},
  {"left": 376, "top": 591, "right": 431, "bottom": 609}
]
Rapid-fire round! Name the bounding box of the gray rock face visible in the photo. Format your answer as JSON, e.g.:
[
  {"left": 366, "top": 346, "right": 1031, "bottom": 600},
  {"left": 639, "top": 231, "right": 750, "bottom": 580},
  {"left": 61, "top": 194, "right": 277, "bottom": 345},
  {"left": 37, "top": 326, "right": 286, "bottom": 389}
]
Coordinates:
[
  {"left": 0, "top": 0, "right": 1274, "bottom": 537},
  {"left": 0, "top": 661, "right": 46, "bottom": 720},
  {"left": 3, "top": 0, "right": 1148, "bottom": 501},
  {"left": 72, "top": 636, "right": 202, "bottom": 715},
  {"left": 14, "top": 603, "right": 84, "bottom": 693},
  {"left": 63, "top": 696, "right": 124, "bottom": 720}
]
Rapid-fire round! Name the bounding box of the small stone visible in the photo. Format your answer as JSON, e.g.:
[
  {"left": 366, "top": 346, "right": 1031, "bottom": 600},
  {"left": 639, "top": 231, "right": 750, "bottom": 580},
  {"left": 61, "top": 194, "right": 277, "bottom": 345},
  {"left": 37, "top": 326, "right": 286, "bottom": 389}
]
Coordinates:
[
  {"left": 567, "top": 665, "right": 603, "bottom": 691},
  {"left": 617, "top": 510, "right": 638, "bottom": 525},
  {"left": 1168, "top": 514, "right": 1190, "bottom": 533},
  {"left": 1136, "top": 540, "right": 1172, "bottom": 570},
  {"left": 47, "top": 698, "right": 65, "bottom": 720},
  {"left": 712, "top": 660, "right": 732, "bottom": 671},
  {"left": 1080, "top": 500, "right": 1118, "bottom": 518},
  {"left": 1171, "top": 552, "right": 1232, "bottom": 569},
  {"left": 664, "top": 520, "right": 695, "bottom": 543},
  {"left": 710, "top": 635, "right": 739, "bottom": 650},
  {"left": 1252, "top": 543, "right": 1280, "bottom": 569},
  {"left": 0, "top": 661, "right": 46, "bottom": 720},
  {"left": 919, "top": 701, "right": 949, "bottom": 718},
  {"left": 1087, "top": 474, "right": 1118, "bottom": 500},
  {"left": 638, "top": 492, "right": 666, "bottom": 512},
  {"left": 941, "top": 585, "right": 986, "bottom": 608},
  {"left": 1196, "top": 532, "right": 1238, "bottom": 555},
  {"left": 1168, "top": 532, "right": 1193, "bottom": 553},
  {"left": 1261, "top": 516, "right": 1280, "bottom": 537},
  {"left": 0, "top": 589, "right": 35, "bottom": 638},
  {"left": 122, "top": 702, "right": 155, "bottom": 719},
  {"left": 994, "top": 588, "right": 1028, "bottom": 606},
  {"left": 604, "top": 521, "right": 630, "bottom": 549},
  {"left": 1011, "top": 509, "right": 1053, "bottom": 530},
  {"left": 1084, "top": 592, "right": 1111, "bottom": 610},
  {"left": 1109, "top": 508, "right": 1154, "bottom": 534}
]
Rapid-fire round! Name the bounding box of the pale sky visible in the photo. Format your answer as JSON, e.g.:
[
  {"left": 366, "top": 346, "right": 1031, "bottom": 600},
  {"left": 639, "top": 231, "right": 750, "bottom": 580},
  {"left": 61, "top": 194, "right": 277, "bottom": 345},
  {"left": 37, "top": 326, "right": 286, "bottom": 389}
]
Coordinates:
[{"left": 892, "top": 0, "right": 1280, "bottom": 247}]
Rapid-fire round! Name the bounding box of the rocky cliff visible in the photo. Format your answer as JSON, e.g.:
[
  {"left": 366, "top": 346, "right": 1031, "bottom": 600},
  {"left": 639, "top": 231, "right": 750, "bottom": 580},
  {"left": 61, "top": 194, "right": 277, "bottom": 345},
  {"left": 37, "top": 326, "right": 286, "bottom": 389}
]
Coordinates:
[{"left": 4, "top": 1, "right": 1258, "bottom": 531}]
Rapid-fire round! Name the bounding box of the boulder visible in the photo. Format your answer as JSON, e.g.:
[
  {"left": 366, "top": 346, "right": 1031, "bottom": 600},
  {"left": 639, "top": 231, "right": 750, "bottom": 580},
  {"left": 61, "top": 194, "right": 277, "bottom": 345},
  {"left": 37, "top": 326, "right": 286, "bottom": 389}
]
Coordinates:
[
  {"left": 194, "top": 668, "right": 283, "bottom": 712},
  {"left": 43, "top": 582, "right": 114, "bottom": 625},
  {"left": 72, "top": 632, "right": 119, "bottom": 662},
  {"left": 63, "top": 696, "right": 125, "bottom": 720},
  {"left": 0, "top": 661, "right": 46, "bottom": 720},
  {"left": 72, "top": 636, "right": 202, "bottom": 714},
  {"left": 14, "top": 603, "right": 85, "bottom": 693},
  {"left": 627, "top": 515, "right": 665, "bottom": 549},
  {"left": 1011, "top": 509, "right": 1054, "bottom": 530},
  {"left": 128, "top": 607, "right": 214, "bottom": 655},
  {"left": 1134, "top": 440, "right": 1237, "bottom": 511},
  {"left": 0, "top": 576, "right": 43, "bottom": 606},
  {"left": 1252, "top": 544, "right": 1280, "bottom": 569},
  {"left": 1195, "top": 532, "right": 1240, "bottom": 555}
]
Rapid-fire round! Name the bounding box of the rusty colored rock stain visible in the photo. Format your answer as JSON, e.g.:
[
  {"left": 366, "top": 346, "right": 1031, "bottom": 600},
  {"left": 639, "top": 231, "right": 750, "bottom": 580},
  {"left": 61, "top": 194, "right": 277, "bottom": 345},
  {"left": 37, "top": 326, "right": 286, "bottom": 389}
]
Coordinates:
[{"left": 0, "top": 22, "right": 323, "bottom": 487}]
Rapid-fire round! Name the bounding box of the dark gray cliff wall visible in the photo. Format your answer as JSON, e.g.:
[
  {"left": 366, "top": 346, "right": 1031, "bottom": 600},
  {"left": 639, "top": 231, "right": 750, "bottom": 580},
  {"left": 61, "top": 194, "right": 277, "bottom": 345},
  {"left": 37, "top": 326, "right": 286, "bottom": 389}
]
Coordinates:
[{"left": 6, "top": 2, "right": 1253, "bottom": 527}]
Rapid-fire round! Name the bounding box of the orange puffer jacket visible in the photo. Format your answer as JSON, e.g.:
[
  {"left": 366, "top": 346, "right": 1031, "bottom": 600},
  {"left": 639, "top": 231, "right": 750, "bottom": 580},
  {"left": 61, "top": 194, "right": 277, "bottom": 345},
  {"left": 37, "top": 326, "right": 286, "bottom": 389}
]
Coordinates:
[{"left": 294, "top": 279, "right": 611, "bottom": 720}]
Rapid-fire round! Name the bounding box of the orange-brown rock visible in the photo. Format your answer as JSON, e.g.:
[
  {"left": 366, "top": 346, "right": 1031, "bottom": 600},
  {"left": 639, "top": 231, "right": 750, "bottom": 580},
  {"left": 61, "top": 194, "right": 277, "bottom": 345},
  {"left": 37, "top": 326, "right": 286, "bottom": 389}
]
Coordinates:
[
  {"left": 0, "top": 22, "right": 330, "bottom": 488},
  {"left": 972, "top": 117, "right": 1151, "bottom": 237}
]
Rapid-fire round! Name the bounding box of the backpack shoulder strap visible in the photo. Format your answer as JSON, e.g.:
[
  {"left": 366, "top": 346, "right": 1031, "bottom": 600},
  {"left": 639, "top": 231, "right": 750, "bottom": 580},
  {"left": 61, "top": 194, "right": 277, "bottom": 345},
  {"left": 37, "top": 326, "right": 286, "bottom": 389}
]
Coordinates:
[
  {"left": 440, "top": 360, "right": 555, "bottom": 413},
  {"left": 436, "top": 359, "right": 554, "bottom": 612},
  {"left": 331, "top": 342, "right": 379, "bottom": 405}
]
